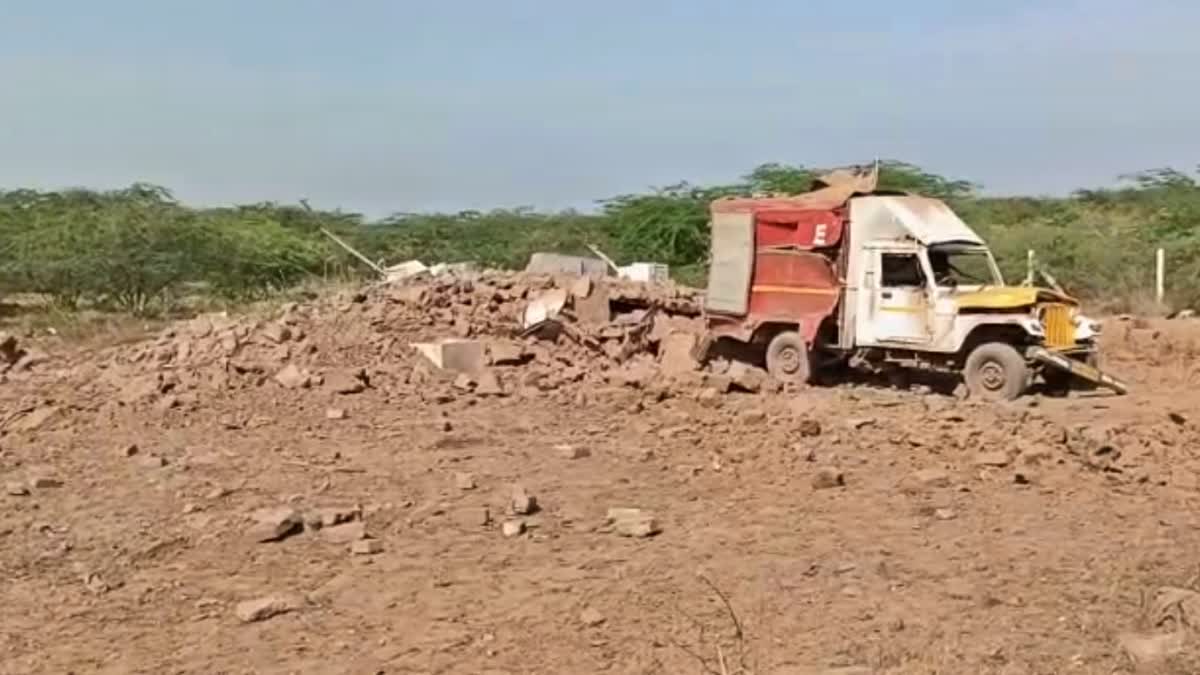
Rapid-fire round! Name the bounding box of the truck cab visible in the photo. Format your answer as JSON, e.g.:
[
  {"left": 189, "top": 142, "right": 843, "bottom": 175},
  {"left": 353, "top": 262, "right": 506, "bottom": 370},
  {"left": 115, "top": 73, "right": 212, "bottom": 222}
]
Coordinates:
[{"left": 702, "top": 174, "right": 1123, "bottom": 400}]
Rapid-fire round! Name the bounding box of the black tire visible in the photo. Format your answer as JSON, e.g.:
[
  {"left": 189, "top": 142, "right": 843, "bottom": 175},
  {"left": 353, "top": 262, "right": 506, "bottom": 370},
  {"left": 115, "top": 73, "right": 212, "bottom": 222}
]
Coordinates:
[
  {"left": 964, "top": 342, "right": 1029, "bottom": 401},
  {"left": 765, "top": 331, "right": 812, "bottom": 384}
]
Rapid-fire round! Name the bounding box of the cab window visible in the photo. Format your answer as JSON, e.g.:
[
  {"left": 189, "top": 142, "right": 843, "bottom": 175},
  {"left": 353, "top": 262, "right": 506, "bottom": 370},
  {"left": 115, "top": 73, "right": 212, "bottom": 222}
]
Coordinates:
[{"left": 881, "top": 253, "right": 925, "bottom": 287}]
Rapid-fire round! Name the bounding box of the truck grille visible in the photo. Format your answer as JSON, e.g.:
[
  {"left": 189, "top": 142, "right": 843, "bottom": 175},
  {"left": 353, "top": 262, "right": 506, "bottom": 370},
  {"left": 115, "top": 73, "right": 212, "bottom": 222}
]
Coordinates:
[{"left": 1041, "top": 303, "right": 1075, "bottom": 349}]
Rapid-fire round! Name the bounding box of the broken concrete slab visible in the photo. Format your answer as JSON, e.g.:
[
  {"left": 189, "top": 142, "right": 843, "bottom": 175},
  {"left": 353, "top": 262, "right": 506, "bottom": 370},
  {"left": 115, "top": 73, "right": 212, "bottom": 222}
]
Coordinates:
[
  {"left": 487, "top": 341, "right": 527, "bottom": 366},
  {"left": 524, "top": 252, "right": 609, "bottom": 279},
  {"left": 659, "top": 332, "right": 700, "bottom": 375},
  {"left": 522, "top": 288, "right": 569, "bottom": 328},
  {"left": 384, "top": 259, "right": 429, "bottom": 283},
  {"left": 474, "top": 370, "right": 504, "bottom": 396},
  {"left": 412, "top": 339, "right": 485, "bottom": 375}
]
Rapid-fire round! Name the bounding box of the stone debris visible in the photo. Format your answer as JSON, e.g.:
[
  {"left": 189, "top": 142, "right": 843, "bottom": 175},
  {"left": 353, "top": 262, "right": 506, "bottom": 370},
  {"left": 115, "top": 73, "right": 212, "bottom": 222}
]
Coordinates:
[
  {"left": 812, "top": 467, "right": 845, "bottom": 490},
  {"left": 973, "top": 451, "right": 1011, "bottom": 468},
  {"left": 0, "top": 332, "right": 21, "bottom": 365},
  {"left": 259, "top": 323, "right": 292, "bottom": 344},
  {"left": 412, "top": 339, "right": 485, "bottom": 375},
  {"left": 29, "top": 475, "right": 64, "bottom": 489},
  {"left": 580, "top": 607, "right": 606, "bottom": 627},
  {"left": 325, "top": 369, "right": 367, "bottom": 395},
  {"left": 607, "top": 508, "right": 661, "bottom": 538},
  {"left": 6, "top": 482, "right": 30, "bottom": 496},
  {"left": 248, "top": 507, "right": 303, "bottom": 543},
  {"left": 905, "top": 469, "right": 951, "bottom": 492},
  {"left": 457, "top": 506, "right": 492, "bottom": 529},
  {"left": 510, "top": 485, "right": 537, "bottom": 515},
  {"left": 1117, "top": 631, "right": 1185, "bottom": 666},
  {"left": 273, "top": 364, "right": 312, "bottom": 389},
  {"left": 796, "top": 418, "right": 822, "bottom": 437},
  {"left": 325, "top": 408, "right": 348, "bottom": 420},
  {"left": 304, "top": 506, "right": 360, "bottom": 530},
  {"left": 556, "top": 444, "right": 590, "bottom": 460},
  {"left": 350, "top": 539, "right": 383, "bottom": 555},
  {"left": 474, "top": 370, "right": 504, "bottom": 396},
  {"left": 454, "top": 472, "right": 477, "bottom": 490},
  {"left": 235, "top": 594, "right": 305, "bottom": 623},
  {"left": 487, "top": 341, "right": 527, "bottom": 366},
  {"left": 501, "top": 520, "right": 526, "bottom": 538},
  {"left": 320, "top": 521, "right": 367, "bottom": 544}
]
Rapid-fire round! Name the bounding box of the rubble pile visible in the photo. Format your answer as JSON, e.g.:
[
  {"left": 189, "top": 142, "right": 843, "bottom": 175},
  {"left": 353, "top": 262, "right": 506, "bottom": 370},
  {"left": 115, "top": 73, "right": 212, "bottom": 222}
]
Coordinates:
[{"left": 0, "top": 268, "right": 740, "bottom": 419}]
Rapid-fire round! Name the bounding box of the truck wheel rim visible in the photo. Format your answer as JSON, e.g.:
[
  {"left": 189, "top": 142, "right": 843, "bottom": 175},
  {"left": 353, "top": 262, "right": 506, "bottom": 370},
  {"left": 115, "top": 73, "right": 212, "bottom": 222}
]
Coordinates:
[
  {"left": 980, "top": 361, "right": 1006, "bottom": 390},
  {"left": 777, "top": 347, "right": 801, "bottom": 374}
]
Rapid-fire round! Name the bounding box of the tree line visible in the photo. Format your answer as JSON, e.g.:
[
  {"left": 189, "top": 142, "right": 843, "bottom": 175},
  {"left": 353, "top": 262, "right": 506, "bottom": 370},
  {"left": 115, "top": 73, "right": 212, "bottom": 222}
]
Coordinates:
[{"left": 1, "top": 161, "right": 1198, "bottom": 316}]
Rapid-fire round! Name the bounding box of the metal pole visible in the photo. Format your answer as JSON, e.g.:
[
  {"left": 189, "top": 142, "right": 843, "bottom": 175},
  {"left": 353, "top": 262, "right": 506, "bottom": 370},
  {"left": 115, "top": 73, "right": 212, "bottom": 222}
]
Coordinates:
[{"left": 1156, "top": 248, "right": 1165, "bottom": 305}]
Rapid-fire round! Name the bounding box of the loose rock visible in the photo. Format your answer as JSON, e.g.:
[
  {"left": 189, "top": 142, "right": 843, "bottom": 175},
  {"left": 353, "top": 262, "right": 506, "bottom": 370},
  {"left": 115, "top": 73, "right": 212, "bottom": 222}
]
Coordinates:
[
  {"left": 812, "top": 467, "right": 845, "bottom": 490},
  {"left": 326, "top": 369, "right": 367, "bottom": 395},
  {"left": 501, "top": 520, "right": 526, "bottom": 538},
  {"left": 580, "top": 607, "right": 606, "bottom": 627},
  {"left": 474, "top": 370, "right": 504, "bottom": 396},
  {"left": 905, "top": 469, "right": 951, "bottom": 492},
  {"left": 556, "top": 444, "right": 590, "bottom": 460},
  {"left": 454, "top": 472, "right": 477, "bottom": 490},
  {"left": 273, "top": 365, "right": 311, "bottom": 389},
  {"left": 320, "top": 521, "right": 366, "bottom": 544},
  {"left": 350, "top": 539, "right": 383, "bottom": 555},
  {"left": 325, "top": 408, "right": 348, "bottom": 420},
  {"left": 235, "top": 594, "right": 304, "bottom": 623},
  {"left": 6, "top": 482, "right": 30, "bottom": 497},
  {"left": 973, "top": 451, "right": 1011, "bottom": 468},
  {"left": 248, "top": 507, "right": 303, "bottom": 543},
  {"left": 607, "top": 507, "right": 661, "bottom": 538},
  {"left": 511, "top": 485, "right": 537, "bottom": 515}
]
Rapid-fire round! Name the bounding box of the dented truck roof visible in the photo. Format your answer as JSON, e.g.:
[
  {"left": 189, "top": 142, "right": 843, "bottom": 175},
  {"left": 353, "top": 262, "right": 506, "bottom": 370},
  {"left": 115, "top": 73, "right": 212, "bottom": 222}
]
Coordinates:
[{"left": 848, "top": 194, "right": 985, "bottom": 246}]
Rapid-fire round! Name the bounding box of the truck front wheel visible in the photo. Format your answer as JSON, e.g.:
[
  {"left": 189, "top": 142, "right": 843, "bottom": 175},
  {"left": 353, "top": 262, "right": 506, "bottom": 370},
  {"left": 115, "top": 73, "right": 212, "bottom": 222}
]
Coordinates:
[
  {"left": 964, "top": 342, "right": 1028, "bottom": 401},
  {"left": 765, "top": 331, "right": 812, "bottom": 384}
]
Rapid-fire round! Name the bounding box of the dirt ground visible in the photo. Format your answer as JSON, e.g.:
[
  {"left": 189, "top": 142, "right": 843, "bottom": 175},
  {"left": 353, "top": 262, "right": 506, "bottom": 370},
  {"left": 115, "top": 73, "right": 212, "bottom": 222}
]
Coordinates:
[{"left": 3, "top": 279, "right": 1200, "bottom": 675}]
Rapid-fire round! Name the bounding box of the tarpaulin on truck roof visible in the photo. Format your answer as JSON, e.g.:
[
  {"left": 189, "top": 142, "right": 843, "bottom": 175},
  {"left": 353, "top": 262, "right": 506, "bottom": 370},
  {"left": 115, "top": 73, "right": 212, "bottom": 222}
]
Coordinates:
[{"left": 710, "top": 164, "right": 879, "bottom": 214}]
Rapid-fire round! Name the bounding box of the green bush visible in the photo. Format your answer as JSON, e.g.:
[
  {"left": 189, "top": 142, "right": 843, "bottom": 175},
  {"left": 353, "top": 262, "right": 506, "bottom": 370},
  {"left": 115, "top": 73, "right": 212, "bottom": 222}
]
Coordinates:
[{"left": 1, "top": 163, "right": 1198, "bottom": 316}]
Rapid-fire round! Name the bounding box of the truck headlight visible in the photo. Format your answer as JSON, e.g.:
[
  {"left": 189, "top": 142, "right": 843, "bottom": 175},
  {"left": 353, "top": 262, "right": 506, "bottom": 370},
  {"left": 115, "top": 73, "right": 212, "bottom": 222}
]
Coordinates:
[{"left": 1073, "top": 314, "right": 1101, "bottom": 341}]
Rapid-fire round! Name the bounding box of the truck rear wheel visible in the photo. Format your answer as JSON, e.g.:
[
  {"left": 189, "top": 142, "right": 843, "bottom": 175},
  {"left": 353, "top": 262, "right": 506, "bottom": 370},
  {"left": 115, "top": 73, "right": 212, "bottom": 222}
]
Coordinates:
[
  {"left": 964, "top": 342, "right": 1028, "bottom": 401},
  {"left": 765, "top": 331, "right": 812, "bottom": 384}
]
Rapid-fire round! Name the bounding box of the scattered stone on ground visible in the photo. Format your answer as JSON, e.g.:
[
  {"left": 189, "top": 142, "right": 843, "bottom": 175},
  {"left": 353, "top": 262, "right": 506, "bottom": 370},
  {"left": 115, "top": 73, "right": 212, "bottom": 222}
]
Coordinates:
[
  {"left": 234, "top": 594, "right": 305, "bottom": 623},
  {"left": 501, "top": 520, "right": 525, "bottom": 538},
  {"left": 511, "top": 485, "right": 537, "bottom": 515},
  {"left": 556, "top": 444, "right": 590, "bottom": 460},
  {"left": 812, "top": 467, "right": 845, "bottom": 490},
  {"left": 580, "top": 607, "right": 606, "bottom": 627},
  {"left": 248, "top": 507, "right": 303, "bottom": 543},
  {"left": 350, "top": 539, "right": 383, "bottom": 555},
  {"left": 607, "top": 508, "right": 661, "bottom": 538}
]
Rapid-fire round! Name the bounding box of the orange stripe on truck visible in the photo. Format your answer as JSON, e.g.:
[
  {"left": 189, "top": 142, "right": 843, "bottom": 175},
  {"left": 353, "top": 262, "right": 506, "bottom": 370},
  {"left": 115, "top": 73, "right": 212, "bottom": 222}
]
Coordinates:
[{"left": 751, "top": 285, "right": 839, "bottom": 295}]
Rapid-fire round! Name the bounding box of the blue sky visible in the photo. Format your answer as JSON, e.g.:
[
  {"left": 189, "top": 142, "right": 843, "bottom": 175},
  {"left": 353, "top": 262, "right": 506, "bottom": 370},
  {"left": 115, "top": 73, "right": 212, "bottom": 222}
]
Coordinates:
[{"left": 1, "top": 0, "right": 1197, "bottom": 215}]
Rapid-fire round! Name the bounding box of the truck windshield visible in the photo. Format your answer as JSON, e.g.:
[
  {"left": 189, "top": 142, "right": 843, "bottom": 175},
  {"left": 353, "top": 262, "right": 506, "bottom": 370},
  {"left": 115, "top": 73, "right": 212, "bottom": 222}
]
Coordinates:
[{"left": 928, "top": 247, "right": 1000, "bottom": 287}]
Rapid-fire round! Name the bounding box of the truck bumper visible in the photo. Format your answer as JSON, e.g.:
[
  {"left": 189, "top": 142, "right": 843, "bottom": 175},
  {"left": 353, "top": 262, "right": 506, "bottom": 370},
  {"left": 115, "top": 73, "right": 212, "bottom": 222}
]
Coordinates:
[{"left": 1028, "top": 346, "right": 1128, "bottom": 395}]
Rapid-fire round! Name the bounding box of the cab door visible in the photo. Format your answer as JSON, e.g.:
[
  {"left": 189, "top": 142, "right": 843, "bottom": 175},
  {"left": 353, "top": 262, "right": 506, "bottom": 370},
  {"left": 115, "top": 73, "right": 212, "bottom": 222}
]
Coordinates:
[{"left": 872, "top": 250, "right": 932, "bottom": 344}]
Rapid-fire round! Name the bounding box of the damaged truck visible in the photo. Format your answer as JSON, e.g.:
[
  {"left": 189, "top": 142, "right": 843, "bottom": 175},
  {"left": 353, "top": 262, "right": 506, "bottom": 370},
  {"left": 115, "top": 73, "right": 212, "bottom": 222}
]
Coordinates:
[{"left": 700, "top": 166, "right": 1126, "bottom": 400}]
